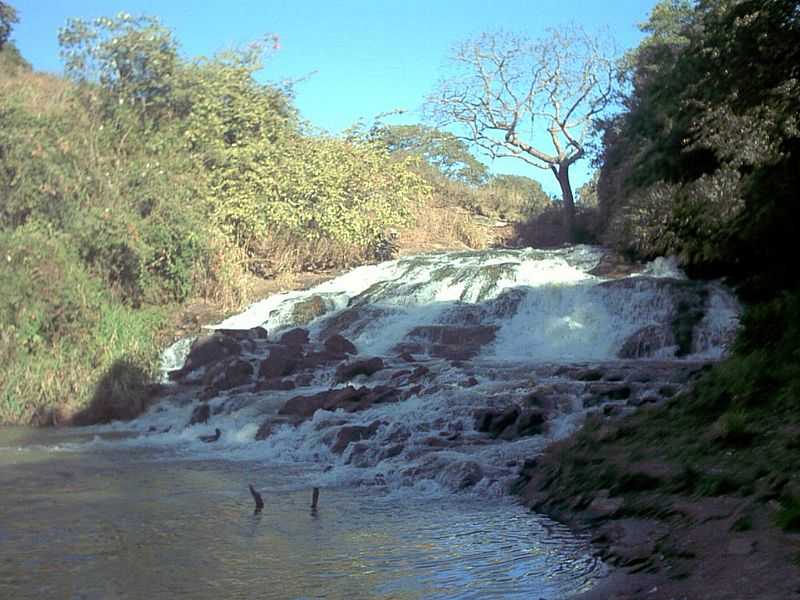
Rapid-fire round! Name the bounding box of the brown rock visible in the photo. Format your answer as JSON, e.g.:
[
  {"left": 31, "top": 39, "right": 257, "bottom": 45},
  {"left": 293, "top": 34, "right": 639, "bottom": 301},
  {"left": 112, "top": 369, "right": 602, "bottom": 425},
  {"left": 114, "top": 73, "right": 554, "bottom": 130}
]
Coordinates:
[
  {"left": 618, "top": 325, "right": 676, "bottom": 359},
  {"left": 515, "top": 409, "right": 547, "bottom": 437},
  {"left": 335, "top": 357, "right": 385, "bottom": 382},
  {"left": 575, "top": 368, "right": 605, "bottom": 381},
  {"left": 439, "top": 460, "right": 484, "bottom": 489},
  {"left": 171, "top": 333, "right": 242, "bottom": 381},
  {"left": 291, "top": 295, "right": 329, "bottom": 325},
  {"left": 401, "top": 325, "right": 498, "bottom": 360},
  {"left": 298, "top": 350, "right": 347, "bottom": 371},
  {"left": 279, "top": 327, "right": 310, "bottom": 346},
  {"left": 280, "top": 387, "right": 360, "bottom": 418},
  {"left": 203, "top": 358, "right": 254, "bottom": 391},
  {"left": 402, "top": 384, "right": 424, "bottom": 400},
  {"left": 345, "top": 442, "right": 371, "bottom": 467},
  {"left": 258, "top": 350, "right": 298, "bottom": 379},
  {"left": 475, "top": 406, "right": 519, "bottom": 438},
  {"left": 188, "top": 403, "right": 211, "bottom": 426},
  {"left": 278, "top": 385, "right": 399, "bottom": 419},
  {"left": 380, "top": 443, "right": 404, "bottom": 459},
  {"left": 585, "top": 383, "right": 631, "bottom": 406},
  {"left": 324, "top": 334, "right": 357, "bottom": 355},
  {"left": 254, "top": 378, "right": 296, "bottom": 391},
  {"left": 331, "top": 420, "right": 382, "bottom": 453}
]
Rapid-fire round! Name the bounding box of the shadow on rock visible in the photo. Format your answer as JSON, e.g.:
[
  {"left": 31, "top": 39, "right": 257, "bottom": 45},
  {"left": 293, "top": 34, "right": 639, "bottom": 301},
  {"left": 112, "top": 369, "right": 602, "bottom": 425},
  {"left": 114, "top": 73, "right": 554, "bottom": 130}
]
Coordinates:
[{"left": 69, "top": 357, "right": 160, "bottom": 426}]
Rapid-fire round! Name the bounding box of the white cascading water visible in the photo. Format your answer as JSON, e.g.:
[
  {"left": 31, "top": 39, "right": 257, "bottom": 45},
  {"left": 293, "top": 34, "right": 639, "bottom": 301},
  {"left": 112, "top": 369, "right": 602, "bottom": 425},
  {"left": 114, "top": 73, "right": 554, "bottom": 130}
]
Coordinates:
[
  {"left": 9, "top": 246, "right": 742, "bottom": 599},
  {"left": 96, "top": 246, "right": 741, "bottom": 500}
]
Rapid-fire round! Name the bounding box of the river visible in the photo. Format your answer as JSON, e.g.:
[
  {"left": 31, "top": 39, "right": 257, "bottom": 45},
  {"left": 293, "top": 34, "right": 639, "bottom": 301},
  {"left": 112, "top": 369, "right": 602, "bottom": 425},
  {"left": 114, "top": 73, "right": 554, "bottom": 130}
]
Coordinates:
[{"left": 0, "top": 246, "right": 739, "bottom": 599}]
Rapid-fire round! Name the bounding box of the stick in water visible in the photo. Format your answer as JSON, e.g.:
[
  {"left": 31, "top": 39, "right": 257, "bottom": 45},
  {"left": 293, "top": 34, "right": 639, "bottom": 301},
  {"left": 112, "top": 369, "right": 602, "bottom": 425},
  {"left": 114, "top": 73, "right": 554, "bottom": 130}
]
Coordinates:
[
  {"left": 311, "top": 487, "right": 319, "bottom": 512},
  {"left": 249, "top": 484, "right": 264, "bottom": 514}
]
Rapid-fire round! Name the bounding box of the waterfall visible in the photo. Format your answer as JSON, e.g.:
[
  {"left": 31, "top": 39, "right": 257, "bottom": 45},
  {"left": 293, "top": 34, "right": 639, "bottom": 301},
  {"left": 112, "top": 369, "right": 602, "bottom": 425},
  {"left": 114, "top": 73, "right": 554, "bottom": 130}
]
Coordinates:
[{"left": 103, "top": 246, "right": 738, "bottom": 498}]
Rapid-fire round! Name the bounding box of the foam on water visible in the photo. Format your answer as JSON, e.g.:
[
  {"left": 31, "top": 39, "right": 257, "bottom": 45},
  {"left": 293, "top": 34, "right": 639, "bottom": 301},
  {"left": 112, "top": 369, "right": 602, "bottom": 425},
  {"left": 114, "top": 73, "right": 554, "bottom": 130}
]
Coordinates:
[
  {"left": 210, "top": 245, "right": 738, "bottom": 363},
  {"left": 82, "top": 246, "right": 741, "bottom": 498}
]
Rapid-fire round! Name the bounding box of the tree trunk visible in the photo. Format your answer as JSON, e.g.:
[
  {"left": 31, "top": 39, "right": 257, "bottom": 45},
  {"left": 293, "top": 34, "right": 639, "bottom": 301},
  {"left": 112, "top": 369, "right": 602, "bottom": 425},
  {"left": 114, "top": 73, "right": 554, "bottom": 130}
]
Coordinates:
[{"left": 556, "top": 163, "right": 576, "bottom": 243}]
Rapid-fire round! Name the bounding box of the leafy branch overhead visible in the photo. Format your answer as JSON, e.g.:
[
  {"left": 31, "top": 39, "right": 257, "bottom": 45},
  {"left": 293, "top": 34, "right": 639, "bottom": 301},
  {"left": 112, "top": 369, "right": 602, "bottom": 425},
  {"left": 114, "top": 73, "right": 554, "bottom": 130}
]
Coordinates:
[{"left": 0, "top": 1, "right": 17, "bottom": 50}]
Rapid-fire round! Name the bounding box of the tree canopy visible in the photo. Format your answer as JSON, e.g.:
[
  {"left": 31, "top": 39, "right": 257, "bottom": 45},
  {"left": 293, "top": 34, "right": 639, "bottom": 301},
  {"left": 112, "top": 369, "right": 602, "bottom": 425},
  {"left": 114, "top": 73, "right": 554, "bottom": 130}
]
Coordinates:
[
  {"left": 597, "top": 0, "right": 800, "bottom": 299},
  {"left": 0, "top": 1, "right": 17, "bottom": 50},
  {"left": 370, "top": 123, "right": 488, "bottom": 186},
  {"left": 428, "top": 26, "right": 616, "bottom": 239}
]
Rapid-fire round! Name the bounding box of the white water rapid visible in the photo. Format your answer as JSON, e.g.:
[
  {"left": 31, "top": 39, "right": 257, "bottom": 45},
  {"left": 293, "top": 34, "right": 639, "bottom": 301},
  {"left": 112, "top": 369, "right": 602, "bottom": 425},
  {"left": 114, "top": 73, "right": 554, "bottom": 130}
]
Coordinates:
[
  {"left": 2, "top": 246, "right": 742, "bottom": 600},
  {"left": 142, "top": 246, "right": 739, "bottom": 496}
]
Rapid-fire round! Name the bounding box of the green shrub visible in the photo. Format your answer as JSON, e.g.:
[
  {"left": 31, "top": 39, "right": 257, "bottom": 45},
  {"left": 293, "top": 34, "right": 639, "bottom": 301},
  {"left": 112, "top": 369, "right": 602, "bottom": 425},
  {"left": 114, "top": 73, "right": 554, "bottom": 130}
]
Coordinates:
[
  {"left": 0, "top": 227, "right": 164, "bottom": 423},
  {"left": 775, "top": 498, "right": 800, "bottom": 532}
]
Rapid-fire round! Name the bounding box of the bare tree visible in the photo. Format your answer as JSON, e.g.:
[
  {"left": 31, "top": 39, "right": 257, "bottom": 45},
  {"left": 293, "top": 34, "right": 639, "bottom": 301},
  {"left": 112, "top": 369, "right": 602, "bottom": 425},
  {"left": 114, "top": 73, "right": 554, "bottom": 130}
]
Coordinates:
[{"left": 428, "top": 27, "right": 616, "bottom": 240}]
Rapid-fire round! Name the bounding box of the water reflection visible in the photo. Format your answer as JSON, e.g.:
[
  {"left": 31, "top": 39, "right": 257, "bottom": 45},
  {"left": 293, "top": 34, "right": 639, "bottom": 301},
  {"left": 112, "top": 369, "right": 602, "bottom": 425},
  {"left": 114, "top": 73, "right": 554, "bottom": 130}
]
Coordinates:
[{"left": 0, "top": 429, "right": 602, "bottom": 599}]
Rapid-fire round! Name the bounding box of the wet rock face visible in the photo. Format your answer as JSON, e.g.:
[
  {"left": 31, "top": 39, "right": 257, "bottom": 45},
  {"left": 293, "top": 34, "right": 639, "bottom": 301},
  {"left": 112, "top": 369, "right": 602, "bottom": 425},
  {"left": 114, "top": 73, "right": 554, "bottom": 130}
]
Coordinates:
[
  {"left": 618, "top": 325, "right": 676, "bottom": 359},
  {"left": 280, "top": 327, "right": 310, "bottom": 346},
  {"left": 258, "top": 345, "right": 302, "bottom": 379},
  {"left": 335, "top": 357, "right": 385, "bottom": 382},
  {"left": 291, "top": 295, "right": 330, "bottom": 326},
  {"left": 600, "top": 277, "right": 711, "bottom": 358},
  {"left": 170, "top": 333, "right": 242, "bottom": 381},
  {"left": 316, "top": 306, "right": 391, "bottom": 340},
  {"left": 188, "top": 403, "right": 211, "bottom": 426},
  {"left": 439, "top": 460, "right": 484, "bottom": 490},
  {"left": 278, "top": 385, "right": 400, "bottom": 419},
  {"left": 324, "top": 334, "right": 357, "bottom": 355},
  {"left": 254, "top": 378, "right": 296, "bottom": 391},
  {"left": 475, "top": 407, "right": 547, "bottom": 440},
  {"left": 397, "top": 325, "right": 498, "bottom": 360},
  {"left": 331, "top": 420, "right": 383, "bottom": 454},
  {"left": 203, "top": 358, "right": 254, "bottom": 392}
]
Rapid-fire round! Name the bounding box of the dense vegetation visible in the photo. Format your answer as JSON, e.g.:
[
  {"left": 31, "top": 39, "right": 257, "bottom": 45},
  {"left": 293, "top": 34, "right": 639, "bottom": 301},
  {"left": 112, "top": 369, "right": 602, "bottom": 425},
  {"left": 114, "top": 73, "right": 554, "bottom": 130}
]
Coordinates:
[
  {"left": 592, "top": 0, "right": 800, "bottom": 531},
  {"left": 598, "top": 0, "right": 799, "bottom": 408},
  {"left": 0, "top": 8, "right": 567, "bottom": 424},
  {"left": 369, "top": 123, "right": 554, "bottom": 223},
  {"left": 0, "top": 12, "right": 434, "bottom": 423}
]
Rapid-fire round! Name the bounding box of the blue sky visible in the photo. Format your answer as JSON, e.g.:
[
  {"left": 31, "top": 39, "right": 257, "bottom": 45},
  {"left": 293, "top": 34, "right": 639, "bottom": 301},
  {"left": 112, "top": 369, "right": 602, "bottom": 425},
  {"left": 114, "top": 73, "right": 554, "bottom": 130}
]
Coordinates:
[{"left": 9, "top": 1, "right": 655, "bottom": 196}]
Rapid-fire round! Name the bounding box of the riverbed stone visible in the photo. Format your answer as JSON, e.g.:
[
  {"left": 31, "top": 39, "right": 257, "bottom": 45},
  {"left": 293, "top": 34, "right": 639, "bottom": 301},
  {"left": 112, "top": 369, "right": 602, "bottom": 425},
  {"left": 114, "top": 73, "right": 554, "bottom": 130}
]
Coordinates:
[
  {"left": 171, "top": 333, "right": 242, "bottom": 381},
  {"left": 331, "top": 420, "right": 383, "bottom": 454},
  {"left": 258, "top": 352, "right": 297, "bottom": 379},
  {"left": 188, "top": 403, "right": 211, "bottom": 426},
  {"left": 278, "top": 385, "right": 400, "bottom": 419},
  {"left": 515, "top": 409, "right": 547, "bottom": 437},
  {"left": 439, "top": 460, "right": 484, "bottom": 490},
  {"left": 279, "top": 327, "right": 310, "bottom": 346},
  {"left": 335, "top": 357, "right": 385, "bottom": 382},
  {"left": 254, "top": 377, "right": 296, "bottom": 391},
  {"left": 324, "top": 333, "right": 357, "bottom": 355},
  {"left": 400, "top": 325, "right": 498, "bottom": 360},
  {"left": 291, "top": 295, "right": 329, "bottom": 325},
  {"left": 475, "top": 406, "right": 520, "bottom": 438},
  {"left": 203, "top": 358, "right": 255, "bottom": 392}
]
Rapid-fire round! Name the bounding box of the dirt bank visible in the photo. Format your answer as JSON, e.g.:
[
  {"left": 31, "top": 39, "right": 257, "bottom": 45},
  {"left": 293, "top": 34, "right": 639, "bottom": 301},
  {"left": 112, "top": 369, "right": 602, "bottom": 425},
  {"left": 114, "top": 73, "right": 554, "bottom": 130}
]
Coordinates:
[{"left": 515, "top": 407, "right": 800, "bottom": 600}]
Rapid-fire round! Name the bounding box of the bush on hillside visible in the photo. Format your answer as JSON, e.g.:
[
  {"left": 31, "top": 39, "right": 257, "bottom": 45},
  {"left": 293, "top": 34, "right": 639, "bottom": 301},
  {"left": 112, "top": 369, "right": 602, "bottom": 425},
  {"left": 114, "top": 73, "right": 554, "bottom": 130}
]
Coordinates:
[{"left": 0, "top": 227, "right": 164, "bottom": 423}]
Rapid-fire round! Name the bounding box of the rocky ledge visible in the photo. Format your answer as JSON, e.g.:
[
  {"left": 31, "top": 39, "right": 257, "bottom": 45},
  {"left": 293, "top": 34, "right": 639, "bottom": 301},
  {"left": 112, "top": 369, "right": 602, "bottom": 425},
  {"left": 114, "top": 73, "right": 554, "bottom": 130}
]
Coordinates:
[{"left": 513, "top": 409, "right": 800, "bottom": 600}]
